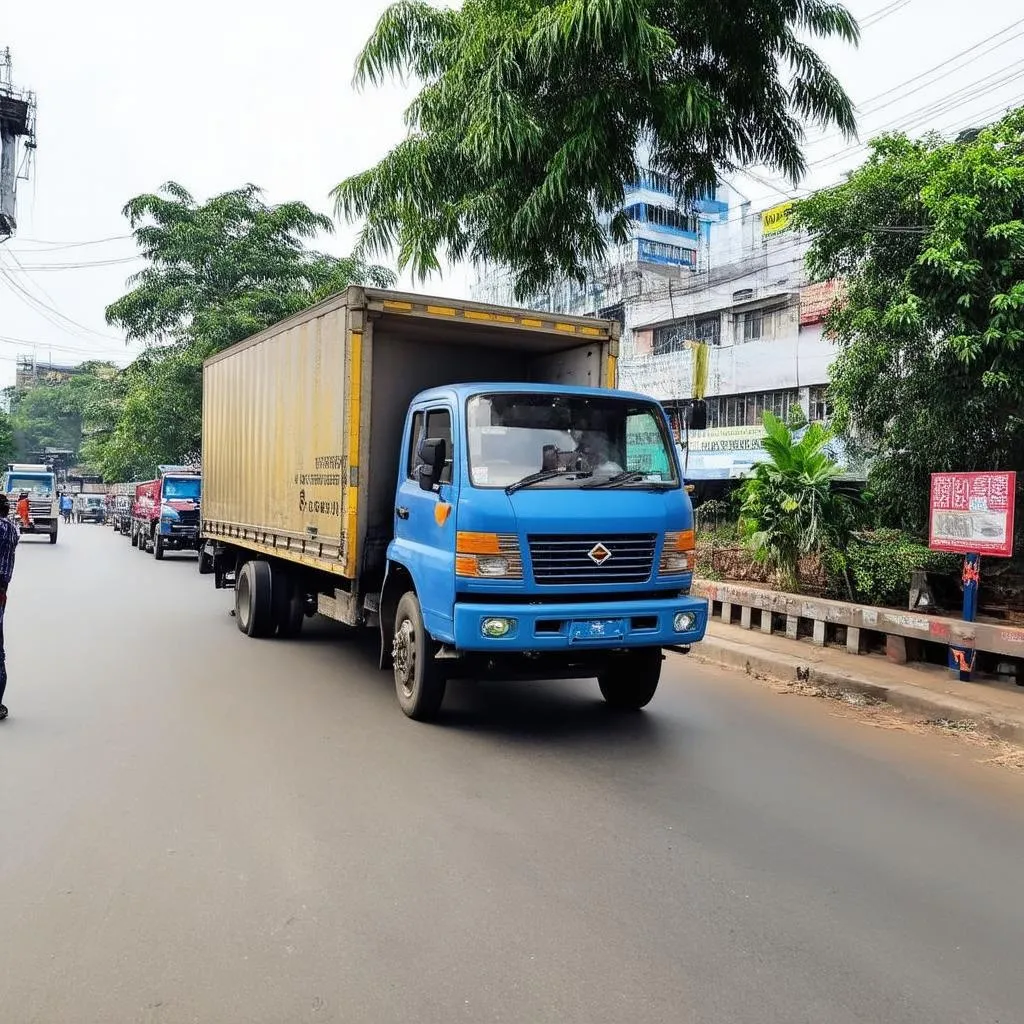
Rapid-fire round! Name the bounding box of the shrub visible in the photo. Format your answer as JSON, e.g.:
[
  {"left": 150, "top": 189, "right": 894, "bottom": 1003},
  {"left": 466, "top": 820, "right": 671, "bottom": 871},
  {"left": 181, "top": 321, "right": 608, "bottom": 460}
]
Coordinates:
[{"left": 825, "top": 530, "right": 960, "bottom": 607}]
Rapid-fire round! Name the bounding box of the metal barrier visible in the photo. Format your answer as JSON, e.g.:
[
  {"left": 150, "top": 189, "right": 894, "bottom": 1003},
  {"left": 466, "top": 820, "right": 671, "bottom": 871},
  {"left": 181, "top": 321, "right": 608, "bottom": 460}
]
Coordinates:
[{"left": 693, "top": 580, "right": 1024, "bottom": 664}]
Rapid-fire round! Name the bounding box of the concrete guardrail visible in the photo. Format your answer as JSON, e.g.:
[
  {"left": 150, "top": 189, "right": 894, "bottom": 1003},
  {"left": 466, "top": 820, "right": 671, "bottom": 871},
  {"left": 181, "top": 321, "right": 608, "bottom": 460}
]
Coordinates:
[{"left": 692, "top": 579, "right": 1024, "bottom": 665}]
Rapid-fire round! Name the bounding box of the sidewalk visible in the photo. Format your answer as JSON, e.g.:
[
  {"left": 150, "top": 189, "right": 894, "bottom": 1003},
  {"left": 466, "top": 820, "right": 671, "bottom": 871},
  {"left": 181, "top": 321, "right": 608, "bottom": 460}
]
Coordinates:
[{"left": 692, "top": 619, "right": 1024, "bottom": 745}]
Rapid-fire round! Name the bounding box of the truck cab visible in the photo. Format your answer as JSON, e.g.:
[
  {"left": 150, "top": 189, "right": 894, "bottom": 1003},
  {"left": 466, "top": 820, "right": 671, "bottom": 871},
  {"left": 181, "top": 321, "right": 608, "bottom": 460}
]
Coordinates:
[
  {"left": 134, "top": 466, "right": 202, "bottom": 559},
  {"left": 3, "top": 463, "right": 58, "bottom": 543},
  {"left": 382, "top": 383, "right": 705, "bottom": 717}
]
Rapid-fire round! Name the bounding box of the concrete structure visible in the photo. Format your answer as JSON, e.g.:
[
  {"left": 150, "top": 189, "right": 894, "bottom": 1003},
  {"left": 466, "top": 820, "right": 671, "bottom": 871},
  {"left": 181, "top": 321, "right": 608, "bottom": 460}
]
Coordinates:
[{"left": 0, "top": 47, "right": 36, "bottom": 240}]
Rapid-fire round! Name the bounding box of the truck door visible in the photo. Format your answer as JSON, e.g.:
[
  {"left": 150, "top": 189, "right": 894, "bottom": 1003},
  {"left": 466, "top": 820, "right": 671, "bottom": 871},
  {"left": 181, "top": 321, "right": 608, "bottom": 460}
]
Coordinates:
[{"left": 393, "top": 404, "right": 458, "bottom": 638}]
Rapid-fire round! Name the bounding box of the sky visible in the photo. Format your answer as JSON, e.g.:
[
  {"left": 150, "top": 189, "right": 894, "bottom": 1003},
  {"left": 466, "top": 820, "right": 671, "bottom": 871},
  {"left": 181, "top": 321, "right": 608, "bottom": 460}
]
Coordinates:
[{"left": 0, "top": 0, "right": 1021, "bottom": 388}]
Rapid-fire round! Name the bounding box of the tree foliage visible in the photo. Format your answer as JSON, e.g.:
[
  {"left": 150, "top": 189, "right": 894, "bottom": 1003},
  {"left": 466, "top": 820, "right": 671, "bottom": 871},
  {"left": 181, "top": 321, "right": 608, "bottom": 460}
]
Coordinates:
[
  {"left": 796, "top": 108, "right": 1024, "bottom": 527},
  {"left": 77, "top": 182, "right": 397, "bottom": 480},
  {"left": 739, "top": 412, "right": 858, "bottom": 588},
  {"left": 335, "top": 0, "right": 858, "bottom": 298}
]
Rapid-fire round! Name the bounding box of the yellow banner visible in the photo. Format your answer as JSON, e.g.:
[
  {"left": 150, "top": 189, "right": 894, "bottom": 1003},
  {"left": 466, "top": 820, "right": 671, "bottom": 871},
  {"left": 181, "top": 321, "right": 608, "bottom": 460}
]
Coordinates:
[{"left": 761, "top": 201, "right": 793, "bottom": 236}]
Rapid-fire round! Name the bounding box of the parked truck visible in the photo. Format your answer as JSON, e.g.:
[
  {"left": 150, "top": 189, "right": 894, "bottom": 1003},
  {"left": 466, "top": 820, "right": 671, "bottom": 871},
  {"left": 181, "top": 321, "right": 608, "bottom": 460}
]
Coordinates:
[
  {"left": 131, "top": 466, "right": 202, "bottom": 559},
  {"left": 199, "top": 287, "right": 708, "bottom": 721},
  {"left": 3, "top": 463, "right": 58, "bottom": 543}
]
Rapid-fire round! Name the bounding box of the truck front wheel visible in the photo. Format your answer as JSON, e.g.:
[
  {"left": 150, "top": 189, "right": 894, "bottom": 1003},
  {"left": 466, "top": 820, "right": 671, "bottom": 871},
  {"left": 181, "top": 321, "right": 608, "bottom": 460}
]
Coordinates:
[
  {"left": 598, "top": 648, "right": 663, "bottom": 711},
  {"left": 392, "top": 592, "right": 446, "bottom": 721},
  {"left": 49, "top": 526, "right": 58, "bottom": 545},
  {"left": 236, "top": 560, "right": 274, "bottom": 638},
  {"left": 130, "top": 527, "right": 138, "bottom": 547},
  {"left": 154, "top": 534, "right": 165, "bottom": 560}
]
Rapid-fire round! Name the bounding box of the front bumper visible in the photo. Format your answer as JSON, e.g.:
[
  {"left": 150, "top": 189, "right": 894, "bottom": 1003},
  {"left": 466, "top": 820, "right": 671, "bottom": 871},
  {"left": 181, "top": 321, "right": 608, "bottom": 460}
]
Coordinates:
[
  {"left": 159, "top": 522, "right": 199, "bottom": 539},
  {"left": 452, "top": 594, "right": 708, "bottom": 653}
]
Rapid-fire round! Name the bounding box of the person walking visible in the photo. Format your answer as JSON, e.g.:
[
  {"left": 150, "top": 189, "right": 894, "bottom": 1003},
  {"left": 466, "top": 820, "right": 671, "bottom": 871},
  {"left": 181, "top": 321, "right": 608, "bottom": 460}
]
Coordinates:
[
  {"left": 0, "top": 494, "right": 19, "bottom": 721},
  {"left": 60, "top": 492, "right": 73, "bottom": 524}
]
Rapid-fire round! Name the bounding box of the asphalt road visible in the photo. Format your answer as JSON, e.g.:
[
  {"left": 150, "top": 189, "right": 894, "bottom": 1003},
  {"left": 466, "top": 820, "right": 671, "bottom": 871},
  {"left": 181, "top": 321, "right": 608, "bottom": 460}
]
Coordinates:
[{"left": 1, "top": 522, "right": 1023, "bottom": 1024}]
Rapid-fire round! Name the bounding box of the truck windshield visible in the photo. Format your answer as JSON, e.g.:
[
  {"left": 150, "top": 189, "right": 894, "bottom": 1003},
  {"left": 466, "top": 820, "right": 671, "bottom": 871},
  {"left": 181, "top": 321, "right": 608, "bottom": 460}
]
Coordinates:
[
  {"left": 163, "top": 477, "right": 201, "bottom": 500},
  {"left": 5, "top": 474, "right": 54, "bottom": 496},
  {"left": 467, "top": 393, "right": 678, "bottom": 490}
]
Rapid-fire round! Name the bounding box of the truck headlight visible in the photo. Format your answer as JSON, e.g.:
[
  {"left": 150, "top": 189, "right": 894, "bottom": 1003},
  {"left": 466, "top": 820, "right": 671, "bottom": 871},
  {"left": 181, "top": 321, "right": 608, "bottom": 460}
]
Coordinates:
[
  {"left": 455, "top": 532, "right": 523, "bottom": 579},
  {"left": 659, "top": 530, "right": 696, "bottom": 576}
]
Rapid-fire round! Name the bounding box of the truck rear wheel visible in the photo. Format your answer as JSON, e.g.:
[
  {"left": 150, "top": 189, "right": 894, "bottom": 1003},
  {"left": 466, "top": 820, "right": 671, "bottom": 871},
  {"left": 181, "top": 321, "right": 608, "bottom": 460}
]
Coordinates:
[
  {"left": 130, "top": 527, "right": 138, "bottom": 547},
  {"left": 392, "top": 592, "right": 446, "bottom": 721},
  {"left": 598, "top": 648, "right": 663, "bottom": 711},
  {"left": 236, "top": 560, "right": 274, "bottom": 638},
  {"left": 270, "top": 565, "right": 304, "bottom": 638}
]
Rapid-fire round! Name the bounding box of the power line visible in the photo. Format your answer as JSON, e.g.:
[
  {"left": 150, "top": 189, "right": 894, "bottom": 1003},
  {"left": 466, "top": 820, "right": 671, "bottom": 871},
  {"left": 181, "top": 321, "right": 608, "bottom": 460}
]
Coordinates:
[
  {"left": 0, "top": 256, "right": 125, "bottom": 344},
  {"left": 860, "top": 0, "right": 913, "bottom": 30}
]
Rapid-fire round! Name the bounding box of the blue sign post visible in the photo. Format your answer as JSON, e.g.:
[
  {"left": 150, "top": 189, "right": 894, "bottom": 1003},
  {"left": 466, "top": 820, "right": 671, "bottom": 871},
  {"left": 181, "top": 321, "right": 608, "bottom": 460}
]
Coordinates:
[{"left": 948, "top": 553, "right": 980, "bottom": 681}]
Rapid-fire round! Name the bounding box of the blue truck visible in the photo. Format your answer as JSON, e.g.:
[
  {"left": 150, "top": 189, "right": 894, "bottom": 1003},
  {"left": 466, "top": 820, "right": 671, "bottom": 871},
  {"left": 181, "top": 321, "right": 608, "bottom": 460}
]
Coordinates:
[{"left": 199, "top": 287, "right": 708, "bottom": 721}]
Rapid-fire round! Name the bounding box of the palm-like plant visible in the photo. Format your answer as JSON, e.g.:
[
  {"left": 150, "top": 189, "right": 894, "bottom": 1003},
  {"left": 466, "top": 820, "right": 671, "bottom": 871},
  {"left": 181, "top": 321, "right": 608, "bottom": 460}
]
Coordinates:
[{"left": 739, "top": 412, "right": 858, "bottom": 589}]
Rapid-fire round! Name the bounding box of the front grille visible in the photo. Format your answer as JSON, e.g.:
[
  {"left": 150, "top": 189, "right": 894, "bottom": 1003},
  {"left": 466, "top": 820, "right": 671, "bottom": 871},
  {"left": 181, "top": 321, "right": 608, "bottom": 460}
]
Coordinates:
[
  {"left": 528, "top": 534, "right": 657, "bottom": 585},
  {"left": 176, "top": 510, "right": 199, "bottom": 527},
  {"left": 29, "top": 501, "right": 52, "bottom": 517}
]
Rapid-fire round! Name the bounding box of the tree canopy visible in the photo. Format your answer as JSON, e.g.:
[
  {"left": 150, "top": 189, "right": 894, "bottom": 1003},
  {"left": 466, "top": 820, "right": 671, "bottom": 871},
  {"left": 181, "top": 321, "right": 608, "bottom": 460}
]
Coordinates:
[
  {"left": 334, "top": 0, "right": 858, "bottom": 298},
  {"left": 796, "top": 108, "right": 1024, "bottom": 527},
  {"left": 74, "top": 182, "right": 398, "bottom": 480}
]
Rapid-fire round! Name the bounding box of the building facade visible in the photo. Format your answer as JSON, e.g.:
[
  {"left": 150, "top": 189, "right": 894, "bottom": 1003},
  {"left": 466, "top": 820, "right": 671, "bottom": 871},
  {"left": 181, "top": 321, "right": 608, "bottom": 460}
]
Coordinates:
[{"left": 471, "top": 183, "right": 852, "bottom": 481}]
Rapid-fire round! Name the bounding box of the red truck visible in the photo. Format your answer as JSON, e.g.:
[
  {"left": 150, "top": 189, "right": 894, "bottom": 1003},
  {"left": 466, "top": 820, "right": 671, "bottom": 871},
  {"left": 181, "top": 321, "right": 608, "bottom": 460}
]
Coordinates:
[{"left": 130, "top": 465, "right": 202, "bottom": 560}]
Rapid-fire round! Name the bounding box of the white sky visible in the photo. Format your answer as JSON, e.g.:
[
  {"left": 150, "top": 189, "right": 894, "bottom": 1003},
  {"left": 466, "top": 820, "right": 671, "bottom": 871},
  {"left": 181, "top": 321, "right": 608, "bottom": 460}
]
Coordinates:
[{"left": 0, "top": 0, "right": 1021, "bottom": 387}]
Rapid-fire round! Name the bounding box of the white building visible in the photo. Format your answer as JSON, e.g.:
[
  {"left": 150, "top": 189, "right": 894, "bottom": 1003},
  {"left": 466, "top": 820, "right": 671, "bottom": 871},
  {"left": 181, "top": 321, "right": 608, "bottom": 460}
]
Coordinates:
[{"left": 471, "top": 178, "right": 851, "bottom": 482}]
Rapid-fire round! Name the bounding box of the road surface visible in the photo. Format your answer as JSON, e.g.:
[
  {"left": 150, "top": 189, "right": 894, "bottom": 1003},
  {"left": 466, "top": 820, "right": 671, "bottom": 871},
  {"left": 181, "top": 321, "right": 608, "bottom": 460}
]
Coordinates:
[{"left": 1, "top": 523, "right": 1022, "bottom": 1024}]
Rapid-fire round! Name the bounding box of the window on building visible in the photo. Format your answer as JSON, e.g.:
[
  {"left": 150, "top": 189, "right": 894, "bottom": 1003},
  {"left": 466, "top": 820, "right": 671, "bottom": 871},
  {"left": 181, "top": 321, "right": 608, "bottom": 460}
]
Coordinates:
[
  {"left": 808, "top": 385, "right": 831, "bottom": 423},
  {"left": 702, "top": 389, "right": 799, "bottom": 429},
  {"left": 652, "top": 316, "right": 721, "bottom": 355},
  {"left": 739, "top": 305, "right": 790, "bottom": 344}
]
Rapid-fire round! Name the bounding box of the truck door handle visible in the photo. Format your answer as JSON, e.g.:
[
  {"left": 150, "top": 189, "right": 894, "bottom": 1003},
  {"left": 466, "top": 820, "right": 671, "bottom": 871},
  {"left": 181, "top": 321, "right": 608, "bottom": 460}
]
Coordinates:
[{"left": 395, "top": 506, "right": 409, "bottom": 520}]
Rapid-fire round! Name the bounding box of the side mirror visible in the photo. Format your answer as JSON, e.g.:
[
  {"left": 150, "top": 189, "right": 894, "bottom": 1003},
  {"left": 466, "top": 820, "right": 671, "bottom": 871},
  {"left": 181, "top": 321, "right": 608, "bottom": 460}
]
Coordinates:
[{"left": 416, "top": 437, "right": 447, "bottom": 492}]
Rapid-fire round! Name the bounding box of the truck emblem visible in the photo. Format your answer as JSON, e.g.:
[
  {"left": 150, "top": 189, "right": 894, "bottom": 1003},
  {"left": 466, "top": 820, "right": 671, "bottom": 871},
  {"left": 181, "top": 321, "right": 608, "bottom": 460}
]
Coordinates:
[{"left": 588, "top": 542, "right": 612, "bottom": 565}]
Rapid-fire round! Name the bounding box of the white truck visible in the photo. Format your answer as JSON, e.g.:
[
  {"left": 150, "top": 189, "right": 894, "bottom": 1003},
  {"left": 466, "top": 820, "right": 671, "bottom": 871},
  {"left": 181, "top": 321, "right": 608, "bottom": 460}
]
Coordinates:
[{"left": 3, "top": 463, "right": 59, "bottom": 543}]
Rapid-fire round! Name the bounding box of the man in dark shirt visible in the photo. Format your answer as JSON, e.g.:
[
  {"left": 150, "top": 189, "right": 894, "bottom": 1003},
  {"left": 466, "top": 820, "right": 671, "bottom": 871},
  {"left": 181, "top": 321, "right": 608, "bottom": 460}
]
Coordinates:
[{"left": 0, "top": 494, "right": 19, "bottom": 720}]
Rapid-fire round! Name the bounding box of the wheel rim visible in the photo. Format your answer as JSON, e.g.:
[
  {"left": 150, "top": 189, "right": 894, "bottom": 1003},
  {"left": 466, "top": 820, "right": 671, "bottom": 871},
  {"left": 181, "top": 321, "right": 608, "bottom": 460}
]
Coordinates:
[
  {"left": 392, "top": 618, "right": 416, "bottom": 699},
  {"left": 237, "top": 571, "right": 251, "bottom": 630}
]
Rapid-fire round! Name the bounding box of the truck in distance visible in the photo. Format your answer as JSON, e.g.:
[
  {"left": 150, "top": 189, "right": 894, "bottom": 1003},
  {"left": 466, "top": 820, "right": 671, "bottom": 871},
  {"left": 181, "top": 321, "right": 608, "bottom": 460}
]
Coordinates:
[
  {"left": 75, "top": 493, "right": 106, "bottom": 523},
  {"left": 131, "top": 466, "right": 202, "bottom": 559},
  {"left": 3, "top": 463, "right": 58, "bottom": 543},
  {"left": 199, "top": 287, "right": 708, "bottom": 721}
]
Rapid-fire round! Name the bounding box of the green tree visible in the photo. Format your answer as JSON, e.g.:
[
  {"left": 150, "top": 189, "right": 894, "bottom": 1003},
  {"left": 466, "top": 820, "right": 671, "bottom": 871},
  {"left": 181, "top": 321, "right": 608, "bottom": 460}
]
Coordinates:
[
  {"left": 795, "top": 108, "right": 1024, "bottom": 527},
  {"left": 334, "top": 0, "right": 858, "bottom": 299},
  {"left": 0, "top": 408, "right": 15, "bottom": 466},
  {"left": 739, "top": 412, "right": 858, "bottom": 589},
  {"left": 107, "top": 182, "right": 395, "bottom": 351},
  {"left": 95, "top": 182, "right": 396, "bottom": 478}
]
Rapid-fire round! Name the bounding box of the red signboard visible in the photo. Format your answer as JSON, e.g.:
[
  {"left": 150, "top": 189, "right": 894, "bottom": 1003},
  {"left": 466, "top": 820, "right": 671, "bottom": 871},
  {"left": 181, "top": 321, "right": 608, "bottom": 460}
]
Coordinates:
[{"left": 929, "top": 471, "right": 1016, "bottom": 557}]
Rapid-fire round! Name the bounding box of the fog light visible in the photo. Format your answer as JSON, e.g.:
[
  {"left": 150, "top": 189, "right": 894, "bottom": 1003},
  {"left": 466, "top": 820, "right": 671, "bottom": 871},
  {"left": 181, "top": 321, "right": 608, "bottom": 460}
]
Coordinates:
[
  {"left": 476, "top": 555, "right": 510, "bottom": 577},
  {"left": 674, "top": 611, "right": 696, "bottom": 632},
  {"left": 481, "top": 617, "right": 515, "bottom": 638}
]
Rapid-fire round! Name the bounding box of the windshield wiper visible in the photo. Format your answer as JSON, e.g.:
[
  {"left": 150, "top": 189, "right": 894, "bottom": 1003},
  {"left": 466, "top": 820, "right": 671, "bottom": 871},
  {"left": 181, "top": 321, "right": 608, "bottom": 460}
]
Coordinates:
[
  {"left": 582, "top": 471, "right": 659, "bottom": 490},
  {"left": 505, "top": 468, "right": 590, "bottom": 495}
]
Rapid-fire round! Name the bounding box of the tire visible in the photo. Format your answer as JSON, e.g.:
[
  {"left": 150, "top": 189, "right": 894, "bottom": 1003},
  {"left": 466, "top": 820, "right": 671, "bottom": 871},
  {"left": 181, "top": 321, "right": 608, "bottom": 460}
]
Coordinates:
[
  {"left": 270, "top": 564, "right": 305, "bottom": 638},
  {"left": 49, "top": 526, "right": 58, "bottom": 545},
  {"left": 235, "top": 560, "right": 274, "bottom": 638},
  {"left": 392, "top": 591, "right": 446, "bottom": 721},
  {"left": 598, "top": 648, "right": 663, "bottom": 711},
  {"left": 130, "top": 527, "right": 139, "bottom": 548},
  {"left": 153, "top": 534, "right": 165, "bottom": 560}
]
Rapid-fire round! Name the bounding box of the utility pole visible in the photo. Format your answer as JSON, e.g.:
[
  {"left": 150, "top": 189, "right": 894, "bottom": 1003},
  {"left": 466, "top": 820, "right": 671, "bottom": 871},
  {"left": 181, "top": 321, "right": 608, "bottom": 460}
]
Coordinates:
[{"left": 0, "top": 47, "right": 37, "bottom": 241}]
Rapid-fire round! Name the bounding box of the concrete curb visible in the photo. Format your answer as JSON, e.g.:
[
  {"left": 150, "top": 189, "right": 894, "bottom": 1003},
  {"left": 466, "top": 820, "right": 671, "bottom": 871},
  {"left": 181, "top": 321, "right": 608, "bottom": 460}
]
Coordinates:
[{"left": 689, "top": 634, "right": 1024, "bottom": 747}]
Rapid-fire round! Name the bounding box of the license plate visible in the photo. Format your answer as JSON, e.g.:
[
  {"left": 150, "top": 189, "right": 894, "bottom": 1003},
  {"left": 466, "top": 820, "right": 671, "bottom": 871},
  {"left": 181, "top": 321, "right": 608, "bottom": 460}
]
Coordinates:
[{"left": 570, "top": 618, "right": 625, "bottom": 642}]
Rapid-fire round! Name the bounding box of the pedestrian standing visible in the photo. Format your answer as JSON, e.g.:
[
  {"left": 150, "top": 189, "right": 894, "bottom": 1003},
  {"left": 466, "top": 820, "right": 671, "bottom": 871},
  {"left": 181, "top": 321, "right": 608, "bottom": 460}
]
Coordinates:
[{"left": 0, "top": 494, "right": 19, "bottom": 721}]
